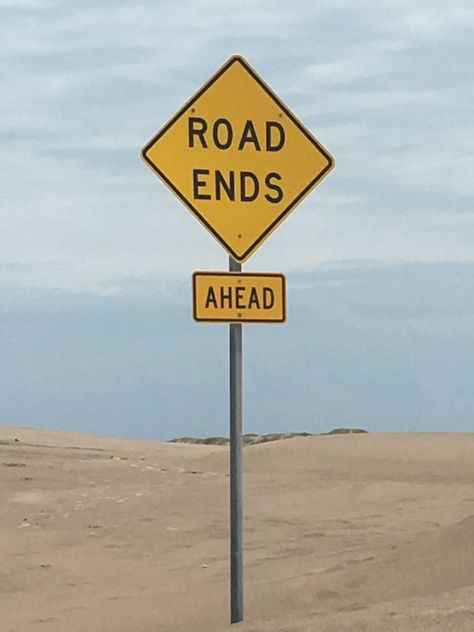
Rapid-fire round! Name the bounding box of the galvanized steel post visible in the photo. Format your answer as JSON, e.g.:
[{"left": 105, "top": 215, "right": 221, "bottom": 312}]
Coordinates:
[{"left": 229, "top": 255, "right": 243, "bottom": 623}]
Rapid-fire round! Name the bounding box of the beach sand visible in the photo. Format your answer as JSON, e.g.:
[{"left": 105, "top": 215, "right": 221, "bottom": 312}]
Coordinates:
[{"left": 1, "top": 425, "right": 473, "bottom": 631}]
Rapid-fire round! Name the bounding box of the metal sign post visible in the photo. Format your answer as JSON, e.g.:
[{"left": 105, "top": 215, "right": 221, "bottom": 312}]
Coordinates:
[{"left": 229, "top": 255, "right": 243, "bottom": 624}]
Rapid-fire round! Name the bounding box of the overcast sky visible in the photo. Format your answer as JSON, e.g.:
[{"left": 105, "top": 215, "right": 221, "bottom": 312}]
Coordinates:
[{"left": 1, "top": 0, "right": 473, "bottom": 439}]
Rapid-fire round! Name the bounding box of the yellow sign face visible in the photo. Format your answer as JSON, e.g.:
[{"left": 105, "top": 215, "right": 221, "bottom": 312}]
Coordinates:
[
  {"left": 142, "top": 56, "right": 334, "bottom": 262},
  {"left": 193, "top": 272, "right": 286, "bottom": 323}
]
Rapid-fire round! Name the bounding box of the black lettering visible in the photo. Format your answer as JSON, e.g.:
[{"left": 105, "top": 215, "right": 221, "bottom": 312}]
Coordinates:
[
  {"left": 188, "top": 117, "right": 208, "bottom": 148},
  {"left": 215, "top": 170, "right": 235, "bottom": 201},
  {"left": 266, "top": 121, "right": 285, "bottom": 151},
  {"left": 264, "top": 172, "right": 283, "bottom": 204},
  {"left": 248, "top": 287, "right": 260, "bottom": 309},
  {"left": 205, "top": 287, "right": 218, "bottom": 308},
  {"left": 212, "top": 118, "right": 233, "bottom": 149},
  {"left": 220, "top": 286, "right": 232, "bottom": 308},
  {"left": 238, "top": 120, "right": 261, "bottom": 151},
  {"left": 236, "top": 286, "right": 245, "bottom": 309},
  {"left": 193, "top": 169, "right": 211, "bottom": 200},
  {"left": 263, "top": 287, "right": 274, "bottom": 309},
  {"left": 240, "top": 171, "right": 259, "bottom": 202}
]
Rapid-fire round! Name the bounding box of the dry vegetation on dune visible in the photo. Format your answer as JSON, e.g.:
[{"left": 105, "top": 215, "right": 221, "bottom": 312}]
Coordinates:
[
  {"left": 168, "top": 427, "right": 368, "bottom": 445},
  {"left": 1, "top": 424, "right": 473, "bottom": 632}
]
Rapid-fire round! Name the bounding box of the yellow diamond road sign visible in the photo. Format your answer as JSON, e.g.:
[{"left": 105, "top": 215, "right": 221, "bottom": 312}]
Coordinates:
[{"left": 141, "top": 55, "right": 334, "bottom": 262}]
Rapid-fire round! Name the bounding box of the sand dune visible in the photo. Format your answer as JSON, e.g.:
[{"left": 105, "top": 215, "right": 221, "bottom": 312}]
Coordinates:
[{"left": 1, "top": 425, "right": 473, "bottom": 631}]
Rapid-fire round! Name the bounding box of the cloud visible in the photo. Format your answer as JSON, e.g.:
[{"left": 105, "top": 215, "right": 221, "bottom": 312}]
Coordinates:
[{"left": 1, "top": 0, "right": 473, "bottom": 294}]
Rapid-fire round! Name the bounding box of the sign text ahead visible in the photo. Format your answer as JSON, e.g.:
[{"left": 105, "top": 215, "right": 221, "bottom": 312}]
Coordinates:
[
  {"left": 193, "top": 272, "right": 286, "bottom": 323},
  {"left": 142, "top": 56, "right": 334, "bottom": 262}
]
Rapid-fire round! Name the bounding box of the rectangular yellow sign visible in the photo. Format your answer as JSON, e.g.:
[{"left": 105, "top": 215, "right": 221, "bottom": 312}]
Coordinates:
[{"left": 193, "top": 272, "right": 286, "bottom": 323}]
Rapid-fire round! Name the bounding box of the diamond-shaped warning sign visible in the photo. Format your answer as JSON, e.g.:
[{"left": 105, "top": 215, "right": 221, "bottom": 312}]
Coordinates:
[{"left": 141, "top": 55, "right": 334, "bottom": 262}]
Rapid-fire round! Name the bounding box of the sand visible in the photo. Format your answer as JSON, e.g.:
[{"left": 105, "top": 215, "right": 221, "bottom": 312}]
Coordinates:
[{"left": 1, "top": 425, "right": 473, "bottom": 631}]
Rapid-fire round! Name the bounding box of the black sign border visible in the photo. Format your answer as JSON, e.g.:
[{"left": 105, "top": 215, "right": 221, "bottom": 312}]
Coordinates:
[{"left": 141, "top": 55, "right": 335, "bottom": 262}]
